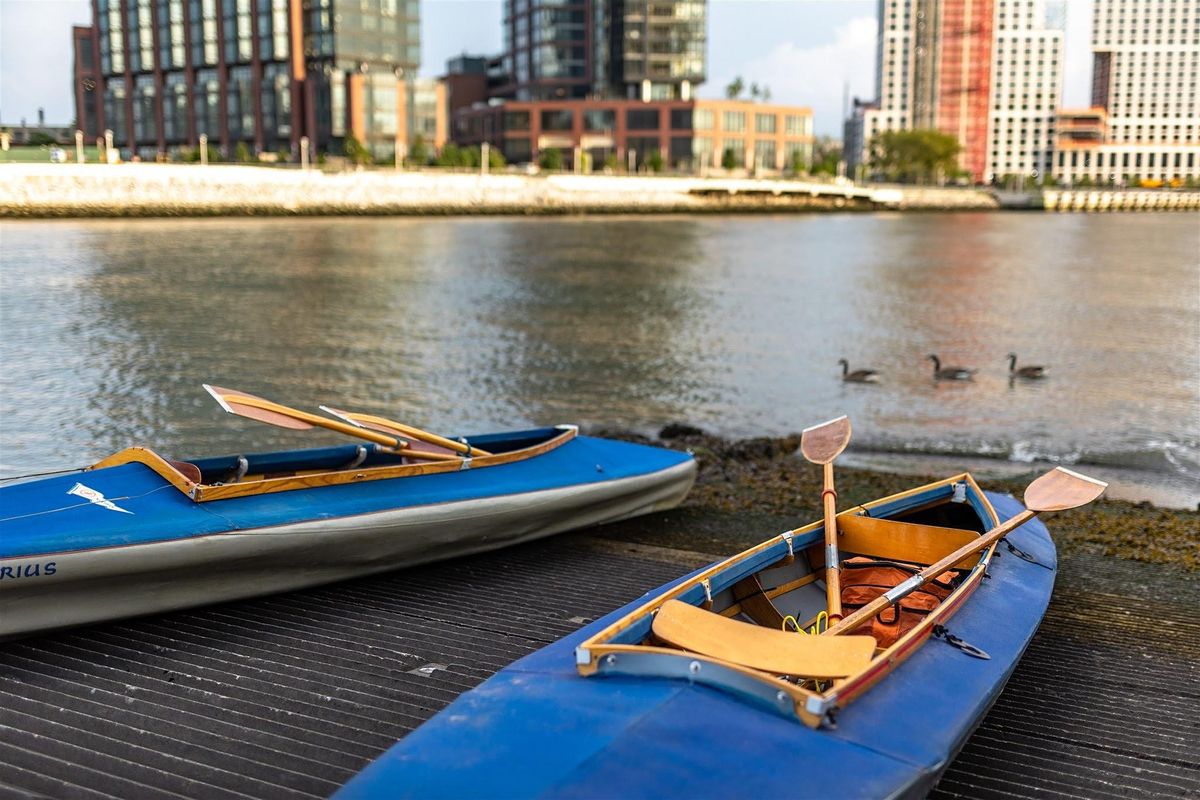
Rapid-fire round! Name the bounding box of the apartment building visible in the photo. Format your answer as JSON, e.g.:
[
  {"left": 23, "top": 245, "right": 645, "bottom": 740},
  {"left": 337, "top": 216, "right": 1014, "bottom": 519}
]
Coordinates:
[
  {"left": 74, "top": 0, "right": 421, "bottom": 160},
  {"left": 1053, "top": 0, "right": 1199, "bottom": 184},
  {"left": 845, "top": 0, "right": 1064, "bottom": 183}
]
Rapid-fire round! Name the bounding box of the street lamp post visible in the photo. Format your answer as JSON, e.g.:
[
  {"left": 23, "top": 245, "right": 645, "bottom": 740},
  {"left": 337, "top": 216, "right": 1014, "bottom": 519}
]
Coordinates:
[
  {"left": 75, "top": 130, "right": 84, "bottom": 163},
  {"left": 199, "top": 134, "right": 208, "bottom": 166}
]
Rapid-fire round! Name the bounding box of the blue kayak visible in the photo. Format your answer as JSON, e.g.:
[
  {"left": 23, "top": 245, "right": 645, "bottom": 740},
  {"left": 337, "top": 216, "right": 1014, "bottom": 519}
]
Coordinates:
[
  {"left": 0, "top": 425, "right": 696, "bottom": 639},
  {"left": 337, "top": 478, "right": 1056, "bottom": 799}
]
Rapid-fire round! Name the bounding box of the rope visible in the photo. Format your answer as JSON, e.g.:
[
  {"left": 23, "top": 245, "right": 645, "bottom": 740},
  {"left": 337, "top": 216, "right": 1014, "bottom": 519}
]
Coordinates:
[{"left": 0, "top": 467, "right": 85, "bottom": 483}]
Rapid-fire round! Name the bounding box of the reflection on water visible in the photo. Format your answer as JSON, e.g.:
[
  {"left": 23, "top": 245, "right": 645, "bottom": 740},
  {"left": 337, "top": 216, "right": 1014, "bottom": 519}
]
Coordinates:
[{"left": 1, "top": 213, "right": 1196, "bottom": 504}]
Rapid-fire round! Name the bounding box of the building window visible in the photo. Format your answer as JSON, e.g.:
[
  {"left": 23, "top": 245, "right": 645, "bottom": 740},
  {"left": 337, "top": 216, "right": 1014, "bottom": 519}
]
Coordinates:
[
  {"left": 784, "top": 114, "right": 808, "bottom": 136},
  {"left": 694, "top": 108, "right": 713, "bottom": 130},
  {"left": 720, "top": 138, "right": 745, "bottom": 166},
  {"left": 755, "top": 139, "right": 776, "bottom": 169},
  {"left": 583, "top": 109, "right": 615, "bottom": 131},
  {"left": 503, "top": 136, "right": 532, "bottom": 163},
  {"left": 722, "top": 111, "right": 745, "bottom": 132},
  {"left": 755, "top": 113, "right": 776, "bottom": 134},
  {"left": 541, "top": 109, "right": 573, "bottom": 131},
  {"left": 670, "top": 108, "right": 692, "bottom": 129},
  {"left": 626, "top": 108, "right": 660, "bottom": 130},
  {"left": 503, "top": 111, "right": 531, "bottom": 131}
]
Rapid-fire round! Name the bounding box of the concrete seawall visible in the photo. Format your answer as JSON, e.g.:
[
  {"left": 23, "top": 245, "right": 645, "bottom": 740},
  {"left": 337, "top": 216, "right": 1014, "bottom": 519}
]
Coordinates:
[
  {"left": 0, "top": 164, "right": 1001, "bottom": 217},
  {"left": 1044, "top": 188, "right": 1200, "bottom": 212}
]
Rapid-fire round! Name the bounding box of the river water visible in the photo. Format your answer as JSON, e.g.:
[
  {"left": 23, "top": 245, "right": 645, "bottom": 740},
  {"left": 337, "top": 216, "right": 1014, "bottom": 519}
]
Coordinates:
[{"left": 1, "top": 213, "right": 1197, "bottom": 506}]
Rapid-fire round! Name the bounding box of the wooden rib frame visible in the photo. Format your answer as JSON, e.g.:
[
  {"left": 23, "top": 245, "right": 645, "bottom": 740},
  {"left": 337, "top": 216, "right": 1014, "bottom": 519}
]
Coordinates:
[
  {"left": 576, "top": 472, "right": 1002, "bottom": 727},
  {"left": 87, "top": 427, "right": 578, "bottom": 503}
]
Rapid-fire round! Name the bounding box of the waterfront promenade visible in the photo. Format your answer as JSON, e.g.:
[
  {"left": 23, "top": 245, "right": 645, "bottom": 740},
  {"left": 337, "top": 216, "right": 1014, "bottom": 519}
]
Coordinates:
[
  {"left": 5, "top": 164, "right": 1198, "bottom": 216},
  {"left": 1, "top": 163, "right": 991, "bottom": 216}
]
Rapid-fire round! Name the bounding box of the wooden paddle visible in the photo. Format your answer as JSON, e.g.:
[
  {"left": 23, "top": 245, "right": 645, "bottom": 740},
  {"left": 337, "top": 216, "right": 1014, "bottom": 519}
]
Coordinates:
[
  {"left": 202, "top": 384, "right": 461, "bottom": 462},
  {"left": 320, "top": 406, "right": 491, "bottom": 458},
  {"left": 800, "top": 415, "right": 852, "bottom": 623},
  {"left": 825, "top": 467, "right": 1107, "bottom": 637}
]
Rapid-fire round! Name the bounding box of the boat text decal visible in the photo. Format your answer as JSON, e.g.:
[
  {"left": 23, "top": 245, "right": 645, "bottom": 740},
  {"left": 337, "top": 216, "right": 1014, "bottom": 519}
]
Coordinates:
[
  {"left": 68, "top": 482, "right": 133, "bottom": 514},
  {"left": 0, "top": 562, "right": 56, "bottom": 580}
]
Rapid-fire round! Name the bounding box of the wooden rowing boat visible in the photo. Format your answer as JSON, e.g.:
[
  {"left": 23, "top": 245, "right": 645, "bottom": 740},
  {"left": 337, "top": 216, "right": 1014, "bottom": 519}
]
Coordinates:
[
  {"left": 336, "top": 462, "right": 1104, "bottom": 799},
  {"left": 0, "top": 399, "right": 696, "bottom": 640}
]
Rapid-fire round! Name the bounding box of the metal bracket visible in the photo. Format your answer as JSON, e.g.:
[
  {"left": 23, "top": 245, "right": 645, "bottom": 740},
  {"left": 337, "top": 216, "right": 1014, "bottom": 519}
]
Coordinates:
[
  {"left": 951, "top": 482, "right": 968, "bottom": 503},
  {"left": 780, "top": 531, "right": 795, "bottom": 559},
  {"left": 701, "top": 578, "right": 713, "bottom": 604}
]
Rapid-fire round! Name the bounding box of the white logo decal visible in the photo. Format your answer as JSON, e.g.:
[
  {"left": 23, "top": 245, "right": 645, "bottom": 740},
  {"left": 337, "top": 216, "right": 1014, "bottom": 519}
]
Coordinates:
[{"left": 68, "top": 483, "right": 133, "bottom": 514}]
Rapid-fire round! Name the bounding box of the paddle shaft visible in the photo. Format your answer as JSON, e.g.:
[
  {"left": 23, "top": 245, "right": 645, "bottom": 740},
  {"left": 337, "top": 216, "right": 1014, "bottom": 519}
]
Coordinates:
[
  {"left": 339, "top": 411, "right": 488, "bottom": 457},
  {"left": 825, "top": 509, "right": 1036, "bottom": 636},
  {"left": 822, "top": 462, "right": 843, "bottom": 620},
  {"left": 230, "top": 395, "right": 461, "bottom": 461}
]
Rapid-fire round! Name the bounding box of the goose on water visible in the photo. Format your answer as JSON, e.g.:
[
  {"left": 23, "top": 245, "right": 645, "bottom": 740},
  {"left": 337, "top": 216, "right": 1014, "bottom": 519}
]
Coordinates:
[
  {"left": 839, "top": 359, "right": 880, "bottom": 383},
  {"left": 927, "top": 354, "right": 975, "bottom": 381},
  {"left": 1008, "top": 353, "right": 1047, "bottom": 379}
]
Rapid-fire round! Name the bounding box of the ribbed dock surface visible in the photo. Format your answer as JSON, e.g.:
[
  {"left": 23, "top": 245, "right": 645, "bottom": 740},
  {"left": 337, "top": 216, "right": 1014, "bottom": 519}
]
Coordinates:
[{"left": 1, "top": 534, "right": 1196, "bottom": 800}]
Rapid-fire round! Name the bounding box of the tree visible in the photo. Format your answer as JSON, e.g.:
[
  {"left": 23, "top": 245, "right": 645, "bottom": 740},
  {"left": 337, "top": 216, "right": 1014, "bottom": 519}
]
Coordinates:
[
  {"left": 538, "top": 147, "right": 563, "bottom": 171},
  {"left": 646, "top": 150, "right": 664, "bottom": 173},
  {"left": 868, "top": 129, "right": 961, "bottom": 184},
  {"left": 486, "top": 145, "right": 506, "bottom": 170},
  {"left": 343, "top": 134, "right": 372, "bottom": 166},
  {"left": 408, "top": 134, "right": 430, "bottom": 166},
  {"left": 27, "top": 132, "right": 56, "bottom": 147},
  {"left": 749, "top": 82, "right": 761, "bottom": 101},
  {"left": 724, "top": 76, "right": 745, "bottom": 100},
  {"left": 789, "top": 149, "right": 806, "bottom": 174},
  {"left": 721, "top": 147, "right": 737, "bottom": 170},
  {"left": 810, "top": 136, "right": 840, "bottom": 176},
  {"left": 234, "top": 141, "right": 252, "bottom": 163},
  {"left": 761, "top": 86, "right": 772, "bottom": 103}
]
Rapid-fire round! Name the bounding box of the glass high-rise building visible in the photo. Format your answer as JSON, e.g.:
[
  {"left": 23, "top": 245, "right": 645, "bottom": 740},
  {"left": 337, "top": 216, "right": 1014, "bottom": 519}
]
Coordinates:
[
  {"left": 499, "top": 0, "right": 706, "bottom": 101},
  {"left": 75, "top": 0, "right": 420, "bottom": 160}
]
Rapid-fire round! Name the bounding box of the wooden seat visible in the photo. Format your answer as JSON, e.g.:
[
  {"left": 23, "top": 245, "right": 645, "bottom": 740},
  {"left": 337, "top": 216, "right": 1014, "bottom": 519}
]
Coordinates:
[
  {"left": 837, "top": 515, "right": 985, "bottom": 569},
  {"left": 651, "top": 600, "right": 876, "bottom": 679}
]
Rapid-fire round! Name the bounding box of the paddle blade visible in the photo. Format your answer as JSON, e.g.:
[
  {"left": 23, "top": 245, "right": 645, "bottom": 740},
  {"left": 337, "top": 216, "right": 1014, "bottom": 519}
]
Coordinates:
[
  {"left": 1023, "top": 467, "right": 1108, "bottom": 512},
  {"left": 800, "top": 415, "right": 852, "bottom": 464},
  {"left": 203, "top": 384, "right": 312, "bottom": 431}
]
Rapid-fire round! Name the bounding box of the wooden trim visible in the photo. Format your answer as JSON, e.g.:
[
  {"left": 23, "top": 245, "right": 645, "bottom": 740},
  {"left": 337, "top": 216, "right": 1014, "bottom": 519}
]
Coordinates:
[
  {"left": 89, "top": 447, "right": 199, "bottom": 496},
  {"left": 88, "top": 427, "right": 577, "bottom": 503},
  {"left": 731, "top": 574, "right": 786, "bottom": 627}
]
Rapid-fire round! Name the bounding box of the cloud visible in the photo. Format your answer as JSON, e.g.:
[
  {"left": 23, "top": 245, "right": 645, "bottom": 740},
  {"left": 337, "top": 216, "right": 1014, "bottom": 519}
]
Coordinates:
[{"left": 708, "top": 15, "right": 878, "bottom": 137}]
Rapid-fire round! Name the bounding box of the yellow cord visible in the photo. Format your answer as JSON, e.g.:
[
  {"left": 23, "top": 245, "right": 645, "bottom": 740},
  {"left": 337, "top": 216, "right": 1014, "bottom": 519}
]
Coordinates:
[{"left": 783, "top": 611, "right": 830, "bottom": 635}]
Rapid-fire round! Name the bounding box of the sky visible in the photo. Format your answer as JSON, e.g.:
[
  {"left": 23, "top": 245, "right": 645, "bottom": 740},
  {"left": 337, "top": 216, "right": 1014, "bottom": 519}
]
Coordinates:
[{"left": 0, "top": 0, "right": 1095, "bottom": 137}]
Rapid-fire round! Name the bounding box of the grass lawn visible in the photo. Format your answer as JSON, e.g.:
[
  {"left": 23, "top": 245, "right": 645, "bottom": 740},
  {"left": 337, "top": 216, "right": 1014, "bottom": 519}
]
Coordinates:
[{"left": 0, "top": 145, "right": 103, "bottom": 163}]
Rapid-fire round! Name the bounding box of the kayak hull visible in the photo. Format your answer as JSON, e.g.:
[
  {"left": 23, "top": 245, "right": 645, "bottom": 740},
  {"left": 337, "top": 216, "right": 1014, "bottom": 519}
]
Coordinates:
[
  {"left": 0, "top": 431, "right": 696, "bottom": 639},
  {"left": 336, "top": 491, "right": 1056, "bottom": 799}
]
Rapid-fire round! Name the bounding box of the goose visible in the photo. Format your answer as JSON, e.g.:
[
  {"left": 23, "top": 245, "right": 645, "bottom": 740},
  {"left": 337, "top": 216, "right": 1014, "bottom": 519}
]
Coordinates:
[
  {"left": 839, "top": 359, "right": 880, "bottom": 383},
  {"left": 1008, "top": 353, "right": 1047, "bottom": 379},
  {"left": 927, "top": 354, "right": 975, "bottom": 381}
]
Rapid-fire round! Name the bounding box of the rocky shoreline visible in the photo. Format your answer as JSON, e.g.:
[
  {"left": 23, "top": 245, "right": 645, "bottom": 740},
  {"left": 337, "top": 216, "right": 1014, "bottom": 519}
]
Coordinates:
[{"left": 592, "top": 424, "right": 1199, "bottom": 571}]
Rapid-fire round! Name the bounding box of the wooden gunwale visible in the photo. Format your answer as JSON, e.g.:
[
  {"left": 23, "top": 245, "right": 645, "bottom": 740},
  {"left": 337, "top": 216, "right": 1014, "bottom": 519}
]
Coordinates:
[
  {"left": 577, "top": 472, "right": 1001, "bottom": 727},
  {"left": 88, "top": 427, "right": 579, "bottom": 503}
]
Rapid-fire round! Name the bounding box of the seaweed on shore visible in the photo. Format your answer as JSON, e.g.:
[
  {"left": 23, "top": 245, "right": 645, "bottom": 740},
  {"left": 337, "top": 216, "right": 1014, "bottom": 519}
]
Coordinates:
[{"left": 587, "top": 425, "right": 1199, "bottom": 571}]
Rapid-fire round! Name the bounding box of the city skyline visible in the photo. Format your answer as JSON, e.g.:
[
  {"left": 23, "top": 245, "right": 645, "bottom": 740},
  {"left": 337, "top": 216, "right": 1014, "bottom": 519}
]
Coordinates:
[{"left": 1, "top": 0, "right": 1096, "bottom": 137}]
